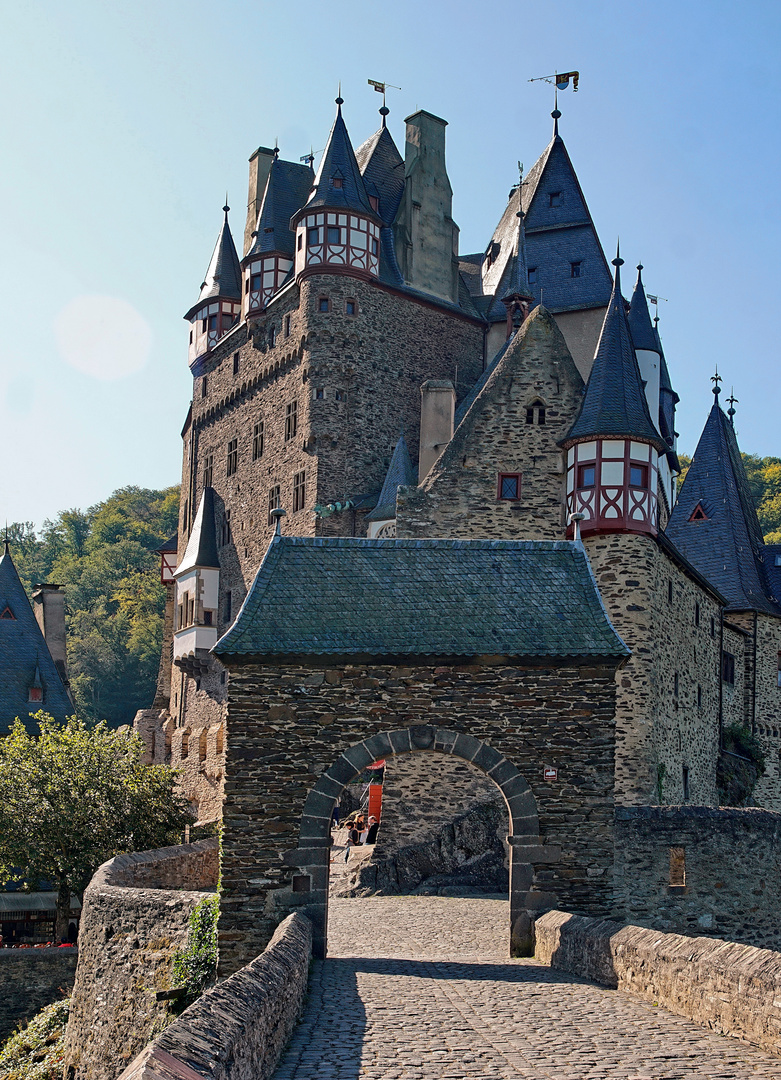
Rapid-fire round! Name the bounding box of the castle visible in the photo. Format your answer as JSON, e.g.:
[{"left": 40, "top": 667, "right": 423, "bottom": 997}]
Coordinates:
[{"left": 131, "top": 94, "right": 781, "bottom": 960}]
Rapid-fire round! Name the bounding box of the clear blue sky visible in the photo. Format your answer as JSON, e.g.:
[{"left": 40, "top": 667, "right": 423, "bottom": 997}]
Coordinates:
[{"left": 2, "top": 0, "right": 779, "bottom": 527}]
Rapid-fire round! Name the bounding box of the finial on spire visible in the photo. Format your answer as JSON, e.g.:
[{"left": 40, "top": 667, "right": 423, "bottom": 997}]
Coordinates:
[
  {"left": 3, "top": 524, "right": 8, "bottom": 556},
  {"left": 711, "top": 369, "right": 722, "bottom": 397},
  {"left": 223, "top": 195, "right": 229, "bottom": 218},
  {"left": 336, "top": 81, "right": 343, "bottom": 107},
  {"left": 726, "top": 388, "right": 738, "bottom": 426},
  {"left": 379, "top": 105, "right": 389, "bottom": 128},
  {"left": 273, "top": 138, "right": 279, "bottom": 157},
  {"left": 612, "top": 240, "right": 623, "bottom": 268}
]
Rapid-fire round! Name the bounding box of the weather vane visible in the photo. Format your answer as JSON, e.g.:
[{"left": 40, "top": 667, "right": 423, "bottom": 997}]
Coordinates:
[
  {"left": 529, "top": 70, "right": 579, "bottom": 92},
  {"left": 368, "top": 79, "right": 401, "bottom": 110}
]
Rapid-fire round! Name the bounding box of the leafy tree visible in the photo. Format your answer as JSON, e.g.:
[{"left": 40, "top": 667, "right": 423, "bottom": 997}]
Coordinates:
[
  {"left": 9, "top": 485, "right": 179, "bottom": 727},
  {"left": 0, "top": 713, "right": 192, "bottom": 941}
]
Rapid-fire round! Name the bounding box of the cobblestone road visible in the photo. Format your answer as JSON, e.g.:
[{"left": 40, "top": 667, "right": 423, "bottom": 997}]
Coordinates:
[{"left": 272, "top": 897, "right": 781, "bottom": 1079}]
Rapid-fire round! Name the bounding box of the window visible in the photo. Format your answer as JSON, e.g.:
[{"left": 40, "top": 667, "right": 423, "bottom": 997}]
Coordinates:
[
  {"left": 318, "top": 296, "right": 330, "bottom": 312},
  {"left": 497, "top": 472, "right": 522, "bottom": 500},
  {"left": 223, "top": 591, "right": 232, "bottom": 624},
  {"left": 268, "top": 485, "right": 281, "bottom": 525},
  {"left": 314, "top": 387, "right": 325, "bottom": 400},
  {"left": 208, "top": 314, "right": 217, "bottom": 331},
  {"left": 233, "top": 352, "right": 240, "bottom": 376},
  {"left": 722, "top": 650, "right": 735, "bottom": 685},
  {"left": 244, "top": 277, "right": 250, "bottom": 294},
  {"left": 549, "top": 191, "right": 561, "bottom": 208},
  {"left": 203, "top": 610, "right": 213, "bottom": 626},
  {"left": 226, "top": 438, "right": 238, "bottom": 477},
  {"left": 695, "top": 602, "right": 700, "bottom": 627},
  {"left": 199, "top": 730, "right": 208, "bottom": 763},
  {"left": 202, "top": 376, "right": 208, "bottom": 399},
  {"left": 327, "top": 226, "right": 341, "bottom": 244},
  {"left": 682, "top": 766, "right": 690, "bottom": 803},
  {"left": 528, "top": 267, "right": 538, "bottom": 284},
  {"left": 331, "top": 176, "right": 343, "bottom": 189},
  {"left": 688, "top": 501, "right": 708, "bottom": 523},
  {"left": 181, "top": 731, "right": 189, "bottom": 759},
  {"left": 629, "top": 464, "right": 648, "bottom": 488},
  {"left": 221, "top": 510, "right": 232, "bottom": 547},
  {"left": 297, "top": 233, "right": 303, "bottom": 250},
  {"left": 28, "top": 686, "right": 43, "bottom": 703},
  {"left": 345, "top": 299, "right": 356, "bottom": 316},
  {"left": 673, "top": 672, "right": 679, "bottom": 697},
  {"left": 293, "top": 470, "right": 306, "bottom": 512},
  {"left": 285, "top": 400, "right": 298, "bottom": 441},
  {"left": 203, "top": 454, "right": 214, "bottom": 489},
  {"left": 252, "top": 421, "right": 264, "bottom": 461},
  {"left": 335, "top": 389, "right": 347, "bottom": 402},
  {"left": 669, "top": 847, "right": 685, "bottom": 886},
  {"left": 697, "top": 684, "right": 702, "bottom": 708},
  {"left": 369, "top": 195, "right": 379, "bottom": 212},
  {"left": 570, "top": 261, "right": 582, "bottom": 278},
  {"left": 307, "top": 227, "right": 319, "bottom": 246},
  {"left": 525, "top": 400, "right": 546, "bottom": 425},
  {"left": 0, "top": 606, "right": 15, "bottom": 620},
  {"left": 250, "top": 272, "right": 261, "bottom": 293},
  {"left": 269, "top": 326, "right": 276, "bottom": 347},
  {"left": 285, "top": 314, "right": 291, "bottom": 337},
  {"left": 371, "top": 237, "right": 379, "bottom": 256},
  {"left": 577, "top": 463, "right": 596, "bottom": 489}
]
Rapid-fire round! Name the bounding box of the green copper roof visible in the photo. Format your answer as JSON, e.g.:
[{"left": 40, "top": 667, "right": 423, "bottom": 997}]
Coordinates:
[{"left": 214, "top": 537, "right": 629, "bottom": 662}]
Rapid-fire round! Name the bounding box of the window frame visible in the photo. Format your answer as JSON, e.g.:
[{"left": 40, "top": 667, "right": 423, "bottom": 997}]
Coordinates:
[
  {"left": 570, "top": 261, "right": 582, "bottom": 279},
  {"left": 577, "top": 463, "right": 596, "bottom": 489},
  {"left": 252, "top": 420, "right": 264, "bottom": 462},
  {"left": 285, "top": 400, "right": 298, "bottom": 441},
  {"left": 497, "top": 472, "right": 522, "bottom": 501},
  {"left": 293, "top": 470, "right": 306, "bottom": 512},
  {"left": 226, "top": 438, "right": 238, "bottom": 478}
]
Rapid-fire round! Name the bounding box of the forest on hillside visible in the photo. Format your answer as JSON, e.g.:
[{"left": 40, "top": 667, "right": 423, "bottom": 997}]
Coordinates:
[
  {"left": 9, "top": 487, "right": 179, "bottom": 727},
  {"left": 7, "top": 454, "right": 781, "bottom": 729}
]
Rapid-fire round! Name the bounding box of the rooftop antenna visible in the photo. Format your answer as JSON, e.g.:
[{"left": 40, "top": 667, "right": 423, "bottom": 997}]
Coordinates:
[
  {"left": 726, "top": 388, "right": 739, "bottom": 427},
  {"left": 368, "top": 78, "right": 402, "bottom": 126}
]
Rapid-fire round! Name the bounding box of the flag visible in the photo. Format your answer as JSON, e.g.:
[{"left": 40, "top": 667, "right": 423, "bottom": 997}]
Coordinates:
[
  {"left": 368, "top": 79, "right": 385, "bottom": 93},
  {"left": 646, "top": 294, "right": 658, "bottom": 304},
  {"left": 555, "top": 71, "right": 579, "bottom": 92}
]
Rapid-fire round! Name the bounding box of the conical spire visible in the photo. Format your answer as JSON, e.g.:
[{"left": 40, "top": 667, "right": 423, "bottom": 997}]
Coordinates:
[
  {"left": 246, "top": 155, "right": 314, "bottom": 258},
  {"left": 563, "top": 247, "right": 666, "bottom": 449},
  {"left": 176, "top": 488, "right": 220, "bottom": 575},
  {"left": 192, "top": 205, "right": 242, "bottom": 309},
  {"left": 304, "top": 97, "right": 376, "bottom": 217},
  {"left": 627, "top": 265, "right": 659, "bottom": 353},
  {"left": 502, "top": 169, "right": 533, "bottom": 304},
  {"left": 366, "top": 435, "right": 416, "bottom": 522},
  {"left": 355, "top": 123, "right": 404, "bottom": 225}
]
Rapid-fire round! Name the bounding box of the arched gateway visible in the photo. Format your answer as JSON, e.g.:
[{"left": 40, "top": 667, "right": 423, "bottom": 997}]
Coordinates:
[
  {"left": 295, "top": 725, "right": 547, "bottom": 958},
  {"left": 213, "top": 535, "right": 628, "bottom": 975}
]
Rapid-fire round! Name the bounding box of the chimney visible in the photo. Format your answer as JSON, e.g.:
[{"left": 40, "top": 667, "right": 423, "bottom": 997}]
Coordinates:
[
  {"left": 393, "top": 111, "right": 459, "bottom": 304},
  {"left": 32, "top": 584, "right": 69, "bottom": 686},
  {"left": 418, "top": 380, "right": 455, "bottom": 482},
  {"left": 243, "top": 147, "right": 276, "bottom": 257}
]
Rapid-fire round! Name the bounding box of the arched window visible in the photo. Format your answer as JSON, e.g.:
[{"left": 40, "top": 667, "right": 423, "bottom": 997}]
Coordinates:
[
  {"left": 181, "top": 730, "right": 190, "bottom": 759},
  {"left": 199, "top": 729, "right": 208, "bottom": 763},
  {"left": 525, "top": 399, "right": 546, "bottom": 426}
]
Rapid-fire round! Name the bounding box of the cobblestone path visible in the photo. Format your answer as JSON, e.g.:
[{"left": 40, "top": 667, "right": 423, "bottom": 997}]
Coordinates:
[{"left": 272, "top": 897, "right": 781, "bottom": 1079}]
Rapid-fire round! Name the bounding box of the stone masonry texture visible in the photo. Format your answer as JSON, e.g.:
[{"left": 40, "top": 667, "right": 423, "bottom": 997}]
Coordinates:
[
  {"left": 535, "top": 907, "right": 781, "bottom": 1061},
  {"left": 217, "top": 657, "right": 620, "bottom": 974},
  {"left": 63, "top": 840, "right": 218, "bottom": 1080},
  {"left": 0, "top": 947, "right": 77, "bottom": 1042},
  {"left": 116, "top": 913, "right": 312, "bottom": 1080}
]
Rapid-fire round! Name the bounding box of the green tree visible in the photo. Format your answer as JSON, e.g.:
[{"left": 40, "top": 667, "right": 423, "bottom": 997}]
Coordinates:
[{"left": 0, "top": 713, "right": 192, "bottom": 941}]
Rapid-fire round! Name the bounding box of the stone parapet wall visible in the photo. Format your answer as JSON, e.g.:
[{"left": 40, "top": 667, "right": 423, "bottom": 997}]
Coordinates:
[
  {"left": 63, "top": 839, "right": 219, "bottom": 1080},
  {"left": 614, "top": 805, "right": 781, "bottom": 949},
  {"left": 535, "top": 909, "right": 781, "bottom": 1058},
  {"left": 0, "top": 947, "right": 78, "bottom": 1041},
  {"left": 116, "top": 913, "right": 311, "bottom": 1080}
]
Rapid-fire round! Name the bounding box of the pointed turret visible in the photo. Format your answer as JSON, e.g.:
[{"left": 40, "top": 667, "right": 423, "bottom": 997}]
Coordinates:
[
  {"left": 500, "top": 173, "right": 534, "bottom": 337},
  {"left": 173, "top": 487, "right": 221, "bottom": 674},
  {"left": 0, "top": 544, "right": 72, "bottom": 732},
  {"left": 243, "top": 154, "right": 313, "bottom": 315},
  {"left": 667, "top": 386, "right": 781, "bottom": 615},
  {"left": 292, "top": 97, "right": 382, "bottom": 281},
  {"left": 355, "top": 121, "right": 405, "bottom": 226},
  {"left": 366, "top": 435, "right": 416, "bottom": 537},
  {"left": 185, "top": 205, "right": 243, "bottom": 365},
  {"left": 627, "top": 264, "right": 662, "bottom": 432},
  {"left": 561, "top": 250, "right": 666, "bottom": 538}
]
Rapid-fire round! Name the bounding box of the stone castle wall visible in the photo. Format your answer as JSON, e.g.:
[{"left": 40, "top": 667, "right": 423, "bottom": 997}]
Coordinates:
[
  {"left": 0, "top": 947, "right": 78, "bottom": 1042},
  {"left": 63, "top": 839, "right": 218, "bottom": 1080},
  {"left": 117, "top": 914, "right": 312, "bottom": 1080},
  {"left": 218, "top": 657, "right": 620, "bottom": 973},
  {"left": 613, "top": 805, "right": 781, "bottom": 949},
  {"left": 535, "top": 908, "right": 781, "bottom": 1058}
]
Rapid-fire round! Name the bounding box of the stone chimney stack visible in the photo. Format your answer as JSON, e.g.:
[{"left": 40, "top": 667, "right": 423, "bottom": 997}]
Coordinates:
[
  {"left": 243, "top": 146, "right": 276, "bottom": 257},
  {"left": 32, "top": 584, "right": 69, "bottom": 686},
  {"left": 418, "top": 379, "right": 455, "bottom": 483},
  {"left": 393, "top": 111, "right": 459, "bottom": 304}
]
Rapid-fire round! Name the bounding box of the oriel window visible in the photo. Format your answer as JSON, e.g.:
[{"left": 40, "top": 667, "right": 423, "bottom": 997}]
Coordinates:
[{"left": 577, "top": 463, "right": 596, "bottom": 489}]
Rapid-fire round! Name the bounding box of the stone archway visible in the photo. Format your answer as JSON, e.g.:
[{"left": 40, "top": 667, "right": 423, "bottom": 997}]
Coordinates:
[{"left": 284, "top": 724, "right": 559, "bottom": 959}]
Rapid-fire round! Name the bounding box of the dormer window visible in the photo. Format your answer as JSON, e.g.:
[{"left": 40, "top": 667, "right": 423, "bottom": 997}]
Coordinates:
[
  {"left": 570, "top": 261, "right": 582, "bottom": 278},
  {"left": 549, "top": 192, "right": 561, "bottom": 208},
  {"left": 28, "top": 686, "right": 43, "bottom": 703},
  {"left": 528, "top": 267, "right": 538, "bottom": 284},
  {"left": 689, "top": 502, "right": 708, "bottom": 523},
  {"left": 0, "top": 606, "right": 14, "bottom": 619},
  {"left": 369, "top": 195, "right": 379, "bottom": 212},
  {"left": 331, "top": 176, "right": 343, "bottom": 189}
]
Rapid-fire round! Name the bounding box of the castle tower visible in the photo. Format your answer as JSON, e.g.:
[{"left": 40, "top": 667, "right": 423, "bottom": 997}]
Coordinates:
[
  {"left": 243, "top": 151, "right": 313, "bottom": 317},
  {"left": 172, "top": 486, "right": 221, "bottom": 677},
  {"left": 561, "top": 251, "right": 667, "bottom": 537},
  {"left": 185, "top": 205, "right": 242, "bottom": 366},
  {"left": 291, "top": 97, "right": 383, "bottom": 280}
]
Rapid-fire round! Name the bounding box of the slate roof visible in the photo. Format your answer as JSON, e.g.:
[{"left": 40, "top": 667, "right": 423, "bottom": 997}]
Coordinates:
[
  {"left": 453, "top": 332, "right": 515, "bottom": 430},
  {"left": 176, "top": 488, "right": 219, "bottom": 574},
  {"left": 302, "top": 101, "right": 376, "bottom": 218},
  {"left": 563, "top": 257, "right": 666, "bottom": 450},
  {"left": 355, "top": 123, "right": 405, "bottom": 226},
  {"left": 627, "top": 266, "right": 659, "bottom": 353},
  {"left": 214, "top": 537, "right": 629, "bottom": 661},
  {"left": 366, "top": 435, "right": 416, "bottom": 522},
  {"left": 666, "top": 401, "right": 781, "bottom": 615},
  {"left": 501, "top": 195, "right": 533, "bottom": 303},
  {"left": 478, "top": 123, "right": 613, "bottom": 319},
  {"left": 0, "top": 544, "right": 72, "bottom": 733},
  {"left": 246, "top": 157, "right": 313, "bottom": 259},
  {"left": 186, "top": 207, "right": 242, "bottom": 319}
]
